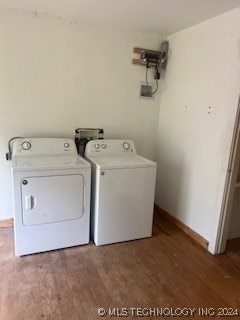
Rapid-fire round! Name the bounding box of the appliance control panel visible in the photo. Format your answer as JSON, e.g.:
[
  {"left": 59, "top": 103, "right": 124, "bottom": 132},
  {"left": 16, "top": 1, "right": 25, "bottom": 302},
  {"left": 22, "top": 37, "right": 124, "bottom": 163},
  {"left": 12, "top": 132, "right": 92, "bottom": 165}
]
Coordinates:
[
  {"left": 12, "top": 138, "right": 78, "bottom": 157},
  {"left": 85, "top": 139, "right": 137, "bottom": 156}
]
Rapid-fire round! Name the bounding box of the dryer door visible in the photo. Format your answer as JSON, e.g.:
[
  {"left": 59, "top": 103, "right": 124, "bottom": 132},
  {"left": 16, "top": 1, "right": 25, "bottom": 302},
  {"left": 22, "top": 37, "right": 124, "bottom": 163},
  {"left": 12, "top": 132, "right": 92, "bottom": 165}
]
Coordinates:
[{"left": 21, "top": 174, "right": 85, "bottom": 226}]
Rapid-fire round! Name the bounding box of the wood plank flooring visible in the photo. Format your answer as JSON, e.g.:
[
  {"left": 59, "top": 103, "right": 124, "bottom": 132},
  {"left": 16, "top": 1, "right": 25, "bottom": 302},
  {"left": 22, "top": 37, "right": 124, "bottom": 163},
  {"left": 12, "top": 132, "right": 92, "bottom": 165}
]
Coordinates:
[{"left": 0, "top": 213, "right": 240, "bottom": 320}]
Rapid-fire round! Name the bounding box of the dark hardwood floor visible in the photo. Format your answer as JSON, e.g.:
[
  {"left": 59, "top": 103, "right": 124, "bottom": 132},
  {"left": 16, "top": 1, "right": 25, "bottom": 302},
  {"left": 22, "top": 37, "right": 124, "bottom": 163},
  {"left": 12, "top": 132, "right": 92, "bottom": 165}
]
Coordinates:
[{"left": 0, "top": 213, "right": 240, "bottom": 320}]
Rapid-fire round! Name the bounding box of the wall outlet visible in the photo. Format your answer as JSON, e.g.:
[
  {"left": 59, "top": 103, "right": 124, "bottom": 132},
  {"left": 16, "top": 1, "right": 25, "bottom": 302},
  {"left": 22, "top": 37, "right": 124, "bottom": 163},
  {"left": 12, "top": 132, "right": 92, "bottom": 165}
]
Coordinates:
[{"left": 139, "top": 82, "right": 154, "bottom": 100}]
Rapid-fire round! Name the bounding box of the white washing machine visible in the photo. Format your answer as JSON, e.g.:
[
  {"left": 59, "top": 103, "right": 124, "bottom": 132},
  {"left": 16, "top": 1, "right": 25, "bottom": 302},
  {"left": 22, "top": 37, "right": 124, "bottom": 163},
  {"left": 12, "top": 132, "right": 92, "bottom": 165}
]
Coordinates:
[
  {"left": 11, "top": 138, "right": 91, "bottom": 256},
  {"left": 85, "top": 139, "right": 157, "bottom": 246}
]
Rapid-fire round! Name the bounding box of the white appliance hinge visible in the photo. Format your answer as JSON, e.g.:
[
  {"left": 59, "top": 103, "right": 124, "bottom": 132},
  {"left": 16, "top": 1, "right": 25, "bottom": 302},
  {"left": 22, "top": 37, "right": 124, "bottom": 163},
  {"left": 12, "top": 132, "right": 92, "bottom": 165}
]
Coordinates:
[{"left": 25, "top": 195, "right": 34, "bottom": 210}]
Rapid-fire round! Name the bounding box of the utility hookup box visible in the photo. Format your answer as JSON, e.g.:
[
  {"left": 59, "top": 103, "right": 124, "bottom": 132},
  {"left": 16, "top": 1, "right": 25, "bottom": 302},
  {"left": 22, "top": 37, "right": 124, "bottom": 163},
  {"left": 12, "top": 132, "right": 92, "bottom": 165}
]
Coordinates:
[{"left": 139, "top": 82, "right": 154, "bottom": 100}]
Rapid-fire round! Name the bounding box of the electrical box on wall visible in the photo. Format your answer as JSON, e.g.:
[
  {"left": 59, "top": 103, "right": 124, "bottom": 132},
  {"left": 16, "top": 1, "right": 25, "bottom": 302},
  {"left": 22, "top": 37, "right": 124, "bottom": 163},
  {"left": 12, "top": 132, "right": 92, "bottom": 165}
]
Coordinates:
[
  {"left": 139, "top": 82, "right": 154, "bottom": 100},
  {"left": 133, "top": 41, "right": 169, "bottom": 98}
]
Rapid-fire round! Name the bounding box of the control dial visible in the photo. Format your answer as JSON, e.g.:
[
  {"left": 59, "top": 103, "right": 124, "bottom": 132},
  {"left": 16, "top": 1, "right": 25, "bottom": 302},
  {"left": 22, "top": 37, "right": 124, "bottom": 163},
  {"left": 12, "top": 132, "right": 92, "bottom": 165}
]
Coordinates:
[
  {"left": 95, "top": 144, "right": 100, "bottom": 149},
  {"left": 64, "top": 143, "right": 70, "bottom": 148},
  {"left": 123, "top": 141, "right": 130, "bottom": 150},
  {"left": 21, "top": 141, "right": 31, "bottom": 150},
  {"left": 102, "top": 144, "right": 107, "bottom": 149}
]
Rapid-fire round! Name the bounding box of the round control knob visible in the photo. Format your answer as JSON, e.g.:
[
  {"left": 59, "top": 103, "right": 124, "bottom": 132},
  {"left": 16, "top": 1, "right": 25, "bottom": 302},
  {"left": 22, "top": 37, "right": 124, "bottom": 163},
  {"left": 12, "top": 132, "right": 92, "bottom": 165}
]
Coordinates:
[
  {"left": 95, "top": 144, "right": 100, "bottom": 149},
  {"left": 64, "top": 143, "right": 70, "bottom": 148},
  {"left": 21, "top": 141, "right": 31, "bottom": 150},
  {"left": 102, "top": 144, "right": 107, "bottom": 149},
  {"left": 123, "top": 142, "right": 130, "bottom": 150}
]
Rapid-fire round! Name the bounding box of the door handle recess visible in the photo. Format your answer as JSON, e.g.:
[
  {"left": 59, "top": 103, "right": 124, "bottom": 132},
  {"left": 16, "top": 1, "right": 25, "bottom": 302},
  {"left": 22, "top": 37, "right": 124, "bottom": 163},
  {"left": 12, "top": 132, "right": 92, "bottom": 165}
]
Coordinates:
[{"left": 25, "top": 195, "right": 34, "bottom": 210}]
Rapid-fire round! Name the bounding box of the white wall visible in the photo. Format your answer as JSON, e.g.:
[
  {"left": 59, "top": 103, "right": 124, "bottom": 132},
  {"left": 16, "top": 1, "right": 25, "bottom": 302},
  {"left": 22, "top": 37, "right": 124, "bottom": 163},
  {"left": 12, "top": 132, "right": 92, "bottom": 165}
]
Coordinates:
[
  {"left": 228, "top": 163, "right": 240, "bottom": 240},
  {"left": 156, "top": 8, "right": 240, "bottom": 249},
  {"left": 228, "top": 188, "right": 240, "bottom": 239},
  {"left": 0, "top": 8, "right": 165, "bottom": 219}
]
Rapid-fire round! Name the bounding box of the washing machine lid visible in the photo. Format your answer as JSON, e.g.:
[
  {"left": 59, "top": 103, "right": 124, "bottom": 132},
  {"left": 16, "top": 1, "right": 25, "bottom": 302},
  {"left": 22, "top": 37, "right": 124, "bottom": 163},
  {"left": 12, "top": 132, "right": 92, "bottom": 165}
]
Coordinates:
[
  {"left": 87, "top": 154, "right": 156, "bottom": 169},
  {"left": 12, "top": 155, "right": 90, "bottom": 172}
]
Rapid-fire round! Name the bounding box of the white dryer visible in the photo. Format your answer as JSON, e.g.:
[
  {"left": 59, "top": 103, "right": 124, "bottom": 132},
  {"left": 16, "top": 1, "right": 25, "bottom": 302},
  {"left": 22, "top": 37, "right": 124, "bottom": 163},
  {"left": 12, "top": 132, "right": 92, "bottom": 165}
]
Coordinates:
[
  {"left": 11, "top": 138, "right": 91, "bottom": 256},
  {"left": 85, "top": 139, "right": 156, "bottom": 246}
]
